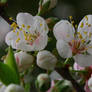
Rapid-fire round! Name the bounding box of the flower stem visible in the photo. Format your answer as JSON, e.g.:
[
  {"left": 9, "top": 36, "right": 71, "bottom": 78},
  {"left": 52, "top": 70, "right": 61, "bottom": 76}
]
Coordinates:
[{"left": 55, "top": 66, "right": 85, "bottom": 92}]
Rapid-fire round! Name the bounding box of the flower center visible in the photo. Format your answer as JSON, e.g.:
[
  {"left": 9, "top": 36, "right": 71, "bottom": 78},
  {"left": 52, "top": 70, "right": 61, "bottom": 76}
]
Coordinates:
[
  {"left": 69, "top": 40, "right": 86, "bottom": 55},
  {"left": 10, "top": 22, "right": 40, "bottom": 45}
]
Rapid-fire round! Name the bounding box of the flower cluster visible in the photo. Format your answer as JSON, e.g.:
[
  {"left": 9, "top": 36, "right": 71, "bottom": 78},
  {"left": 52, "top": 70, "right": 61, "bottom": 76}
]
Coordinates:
[{"left": 0, "top": 0, "right": 92, "bottom": 92}]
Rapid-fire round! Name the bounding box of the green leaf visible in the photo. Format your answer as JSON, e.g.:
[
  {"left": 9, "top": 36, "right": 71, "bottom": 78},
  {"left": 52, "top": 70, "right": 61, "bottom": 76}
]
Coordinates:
[
  {"left": 0, "top": 62, "right": 19, "bottom": 85},
  {"left": 4, "top": 46, "right": 20, "bottom": 84}
]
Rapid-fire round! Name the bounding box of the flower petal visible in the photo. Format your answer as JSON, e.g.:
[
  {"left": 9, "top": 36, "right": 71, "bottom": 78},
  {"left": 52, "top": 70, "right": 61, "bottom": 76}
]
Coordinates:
[
  {"left": 56, "top": 40, "right": 72, "bottom": 58},
  {"left": 16, "top": 33, "right": 48, "bottom": 51},
  {"left": 0, "top": 17, "right": 10, "bottom": 44},
  {"left": 5, "top": 31, "right": 17, "bottom": 49},
  {"left": 53, "top": 20, "right": 75, "bottom": 42},
  {"left": 50, "top": 71, "right": 62, "bottom": 80},
  {"left": 16, "top": 12, "right": 34, "bottom": 28},
  {"left": 78, "top": 15, "right": 92, "bottom": 30},
  {"left": 78, "top": 15, "right": 92, "bottom": 40},
  {"left": 33, "top": 16, "right": 49, "bottom": 34},
  {"left": 74, "top": 54, "right": 92, "bottom": 67}
]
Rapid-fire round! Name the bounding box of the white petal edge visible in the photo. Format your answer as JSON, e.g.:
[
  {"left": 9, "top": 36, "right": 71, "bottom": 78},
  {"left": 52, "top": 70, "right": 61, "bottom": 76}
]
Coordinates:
[
  {"left": 0, "top": 17, "right": 10, "bottom": 44},
  {"left": 16, "top": 12, "right": 34, "bottom": 28},
  {"left": 78, "top": 15, "right": 92, "bottom": 30},
  {"left": 5, "top": 31, "right": 17, "bottom": 49},
  {"left": 33, "top": 16, "right": 49, "bottom": 34},
  {"left": 56, "top": 40, "right": 72, "bottom": 58},
  {"left": 74, "top": 54, "right": 92, "bottom": 67},
  {"left": 50, "top": 71, "right": 63, "bottom": 80},
  {"left": 53, "top": 20, "right": 75, "bottom": 42}
]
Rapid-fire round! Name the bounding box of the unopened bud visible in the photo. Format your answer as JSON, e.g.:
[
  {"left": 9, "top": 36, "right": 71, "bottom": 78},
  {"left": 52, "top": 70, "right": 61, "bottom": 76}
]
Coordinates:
[
  {"left": 38, "top": 0, "right": 57, "bottom": 15},
  {"left": 37, "top": 50, "right": 57, "bottom": 70},
  {"left": 35, "top": 73, "right": 51, "bottom": 92},
  {"left": 15, "top": 51, "right": 34, "bottom": 72}
]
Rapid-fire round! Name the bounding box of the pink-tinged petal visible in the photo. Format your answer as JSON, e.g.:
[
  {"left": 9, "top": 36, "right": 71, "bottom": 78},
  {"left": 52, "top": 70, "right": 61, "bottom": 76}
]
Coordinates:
[
  {"left": 47, "top": 81, "right": 55, "bottom": 92},
  {"left": 53, "top": 20, "right": 75, "bottom": 42},
  {"left": 16, "top": 33, "right": 48, "bottom": 51},
  {"left": 85, "top": 81, "right": 92, "bottom": 92},
  {"left": 33, "top": 16, "right": 49, "bottom": 34},
  {"left": 56, "top": 40, "right": 72, "bottom": 58},
  {"left": 73, "top": 62, "right": 84, "bottom": 70},
  {"left": 33, "top": 33, "right": 48, "bottom": 51},
  {"left": 16, "top": 12, "right": 34, "bottom": 28},
  {"left": 74, "top": 54, "right": 92, "bottom": 67}
]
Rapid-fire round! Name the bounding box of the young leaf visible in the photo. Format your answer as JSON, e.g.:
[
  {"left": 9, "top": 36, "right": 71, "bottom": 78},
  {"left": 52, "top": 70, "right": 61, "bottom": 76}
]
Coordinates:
[
  {"left": 0, "top": 62, "right": 19, "bottom": 85},
  {"left": 4, "top": 46, "right": 20, "bottom": 84}
]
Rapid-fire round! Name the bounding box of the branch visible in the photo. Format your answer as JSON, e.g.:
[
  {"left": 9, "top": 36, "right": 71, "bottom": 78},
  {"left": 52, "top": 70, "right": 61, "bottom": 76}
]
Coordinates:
[{"left": 55, "top": 66, "right": 85, "bottom": 92}]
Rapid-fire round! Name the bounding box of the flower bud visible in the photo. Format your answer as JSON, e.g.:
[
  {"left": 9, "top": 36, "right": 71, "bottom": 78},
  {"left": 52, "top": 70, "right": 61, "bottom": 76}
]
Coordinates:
[
  {"left": 38, "top": 0, "right": 57, "bottom": 15},
  {"left": 51, "top": 80, "right": 73, "bottom": 92},
  {"left": 4, "top": 84, "right": 24, "bottom": 92},
  {"left": 37, "top": 50, "right": 57, "bottom": 70},
  {"left": 15, "top": 51, "right": 34, "bottom": 72},
  {"left": 35, "top": 73, "right": 51, "bottom": 92},
  {"left": 42, "top": 0, "right": 57, "bottom": 9},
  {"left": 88, "top": 76, "right": 92, "bottom": 91}
]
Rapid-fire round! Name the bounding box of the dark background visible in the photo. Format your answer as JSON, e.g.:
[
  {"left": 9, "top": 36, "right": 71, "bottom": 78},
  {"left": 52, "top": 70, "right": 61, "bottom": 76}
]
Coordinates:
[{"left": 6, "top": 0, "right": 92, "bottom": 24}]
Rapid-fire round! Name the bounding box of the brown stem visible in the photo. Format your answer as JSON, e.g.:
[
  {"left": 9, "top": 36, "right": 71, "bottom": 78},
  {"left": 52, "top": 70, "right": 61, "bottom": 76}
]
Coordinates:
[{"left": 55, "top": 67, "right": 85, "bottom": 92}]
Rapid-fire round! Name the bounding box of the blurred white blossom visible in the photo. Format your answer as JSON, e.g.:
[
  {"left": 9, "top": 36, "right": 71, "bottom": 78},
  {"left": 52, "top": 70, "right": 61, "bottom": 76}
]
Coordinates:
[{"left": 0, "top": 17, "right": 10, "bottom": 45}]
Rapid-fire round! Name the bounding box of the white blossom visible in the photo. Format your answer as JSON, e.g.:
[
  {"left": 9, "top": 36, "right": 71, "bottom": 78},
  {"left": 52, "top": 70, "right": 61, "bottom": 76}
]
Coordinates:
[
  {"left": 53, "top": 15, "right": 92, "bottom": 67},
  {"left": 37, "top": 50, "right": 57, "bottom": 70},
  {"left": 5, "top": 13, "right": 49, "bottom": 51}
]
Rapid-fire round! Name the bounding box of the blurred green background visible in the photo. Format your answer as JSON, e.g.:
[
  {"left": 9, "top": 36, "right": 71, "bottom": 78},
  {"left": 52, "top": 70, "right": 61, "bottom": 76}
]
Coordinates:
[{"left": 6, "top": 0, "right": 92, "bottom": 24}]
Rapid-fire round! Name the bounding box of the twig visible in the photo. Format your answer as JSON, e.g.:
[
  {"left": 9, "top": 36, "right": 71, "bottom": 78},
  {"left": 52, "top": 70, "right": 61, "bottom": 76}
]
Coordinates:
[{"left": 55, "top": 67, "right": 85, "bottom": 92}]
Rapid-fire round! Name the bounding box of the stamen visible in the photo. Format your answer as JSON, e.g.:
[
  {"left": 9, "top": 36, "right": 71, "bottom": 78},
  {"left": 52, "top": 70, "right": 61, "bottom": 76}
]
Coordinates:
[
  {"left": 22, "top": 24, "right": 25, "bottom": 28},
  {"left": 16, "top": 38, "right": 20, "bottom": 43},
  {"left": 83, "top": 31, "right": 87, "bottom": 35},
  {"left": 85, "top": 16, "right": 88, "bottom": 21},
  {"left": 80, "top": 22, "right": 84, "bottom": 28},
  {"left": 88, "top": 24, "right": 91, "bottom": 27},
  {"left": 9, "top": 17, "right": 13, "bottom": 21},
  {"left": 69, "top": 16, "right": 73, "bottom": 20},
  {"left": 40, "top": 23, "right": 43, "bottom": 27}
]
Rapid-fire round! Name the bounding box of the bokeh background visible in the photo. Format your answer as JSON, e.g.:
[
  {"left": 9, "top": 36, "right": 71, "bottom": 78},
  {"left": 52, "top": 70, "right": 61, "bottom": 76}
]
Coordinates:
[{"left": 6, "top": 0, "right": 92, "bottom": 24}]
